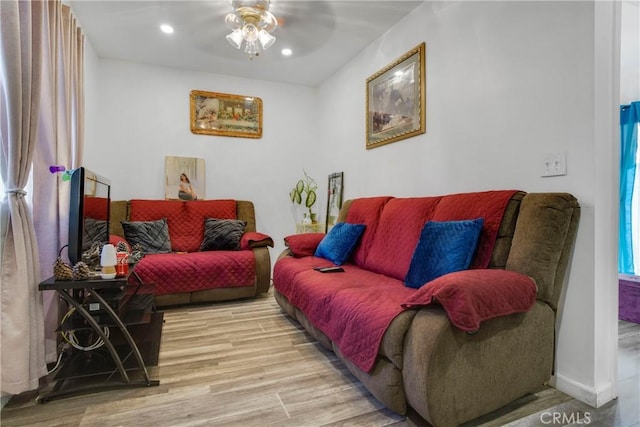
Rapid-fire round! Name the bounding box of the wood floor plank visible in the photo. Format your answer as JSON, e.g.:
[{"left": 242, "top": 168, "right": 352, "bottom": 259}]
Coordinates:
[{"left": 2, "top": 291, "right": 638, "bottom": 427}]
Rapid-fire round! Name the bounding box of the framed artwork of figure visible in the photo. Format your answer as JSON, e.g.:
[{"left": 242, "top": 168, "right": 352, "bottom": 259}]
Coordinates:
[
  {"left": 165, "top": 156, "right": 205, "bottom": 200},
  {"left": 326, "top": 172, "right": 344, "bottom": 233}
]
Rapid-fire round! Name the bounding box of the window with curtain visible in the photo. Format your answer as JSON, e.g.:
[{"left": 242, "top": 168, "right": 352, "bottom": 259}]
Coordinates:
[{"left": 620, "top": 101, "right": 640, "bottom": 276}]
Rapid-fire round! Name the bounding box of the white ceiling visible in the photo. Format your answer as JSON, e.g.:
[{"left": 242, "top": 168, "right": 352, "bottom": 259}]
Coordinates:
[{"left": 69, "top": 0, "right": 424, "bottom": 87}]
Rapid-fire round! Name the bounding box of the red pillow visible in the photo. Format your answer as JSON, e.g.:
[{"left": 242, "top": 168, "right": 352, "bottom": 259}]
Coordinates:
[
  {"left": 401, "top": 269, "right": 537, "bottom": 332},
  {"left": 284, "top": 233, "right": 325, "bottom": 257}
]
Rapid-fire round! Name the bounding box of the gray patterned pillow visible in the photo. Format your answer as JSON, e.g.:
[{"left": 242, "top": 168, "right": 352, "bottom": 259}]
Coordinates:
[
  {"left": 200, "top": 218, "right": 247, "bottom": 251},
  {"left": 83, "top": 217, "right": 108, "bottom": 251},
  {"left": 121, "top": 218, "right": 172, "bottom": 254}
]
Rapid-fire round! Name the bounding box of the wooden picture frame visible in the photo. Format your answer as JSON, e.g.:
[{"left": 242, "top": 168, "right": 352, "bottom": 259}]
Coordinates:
[
  {"left": 366, "top": 43, "right": 426, "bottom": 149},
  {"left": 325, "top": 172, "right": 344, "bottom": 233},
  {"left": 190, "top": 90, "right": 262, "bottom": 138}
]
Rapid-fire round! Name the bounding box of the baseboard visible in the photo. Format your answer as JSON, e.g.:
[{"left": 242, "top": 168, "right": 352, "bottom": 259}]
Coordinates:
[{"left": 551, "top": 374, "right": 617, "bottom": 408}]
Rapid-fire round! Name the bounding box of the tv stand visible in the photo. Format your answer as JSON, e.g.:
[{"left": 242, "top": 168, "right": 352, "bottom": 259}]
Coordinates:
[{"left": 37, "top": 274, "right": 162, "bottom": 403}]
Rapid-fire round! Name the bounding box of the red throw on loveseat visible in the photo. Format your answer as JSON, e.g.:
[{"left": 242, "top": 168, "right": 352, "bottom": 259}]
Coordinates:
[{"left": 110, "top": 199, "right": 272, "bottom": 307}]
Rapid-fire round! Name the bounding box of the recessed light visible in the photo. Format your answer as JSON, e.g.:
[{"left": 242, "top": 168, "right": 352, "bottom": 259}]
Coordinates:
[
  {"left": 160, "top": 24, "right": 174, "bottom": 34},
  {"left": 281, "top": 48, "right": 292, "bottom": 56}
]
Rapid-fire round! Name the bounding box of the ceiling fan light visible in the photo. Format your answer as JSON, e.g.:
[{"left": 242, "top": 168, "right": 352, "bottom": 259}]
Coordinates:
[
  {"left": 242, "top": 23, "right": 259, "bottom": 43},
  {"left": 226, "top": 29, "right": 243, "bottom": 49},
  {"left": 225, "top": 13, "right": 242, "bottom": 30},
  {"left": 244, "top": 40, "right": 260, "bottom": 56},
  {"left": 258, "top": 29, "right": 275, "bottom": 50},
  {"left": 225, "top": 0, "right": 277, "bottom": 58}
]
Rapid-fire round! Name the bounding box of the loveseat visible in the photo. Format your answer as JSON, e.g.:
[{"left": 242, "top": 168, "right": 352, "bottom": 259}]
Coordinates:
[
  {"left": 273, "top": 190, "right": 580, "bottom": 427},
  {"left": 110, "top": 199, "right": 272, "bottom": 307}
]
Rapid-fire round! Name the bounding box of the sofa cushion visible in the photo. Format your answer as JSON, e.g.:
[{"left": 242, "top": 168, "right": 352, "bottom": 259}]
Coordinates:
[
  {"left": 200, "top": 218, "right": 246, "bottom": 251},
  {"left": 121, "top": 218, "right": 172, "bottom": 254},
  {"left": 405, "top": 218, "right": 484, "bottom": 288},
  {"left": 345, "top": 197, "right": 393, "bottom": 267},
  {"left": 363, "top": 197, "right": 441, "bottom": 280},
  {"left": 431, "top": 190, "right": 519, "bottom": 268},
  {"left": 129, "top": 199, "right": 237, "bottom": 252},
  {"left": 131, "top": 251, "right": 256, "bottom": 295},
  {"left": 401, "top": 269, "right": 537, "bottom": 332},
  {"left": 315, "top": 222, "right": 366, "bottom": 265},
  {"left": 273, "top": 256, "right": 415, "bottom": 372}
]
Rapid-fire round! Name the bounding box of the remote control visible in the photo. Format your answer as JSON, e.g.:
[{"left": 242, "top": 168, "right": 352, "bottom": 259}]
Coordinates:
[{"left": 314, "top": 266, "right": 345, "bottom": 273}]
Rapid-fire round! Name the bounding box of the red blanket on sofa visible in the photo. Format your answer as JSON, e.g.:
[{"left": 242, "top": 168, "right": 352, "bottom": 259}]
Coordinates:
[{"left": 274, "top": 190, "right": 521, "bottom": 372}]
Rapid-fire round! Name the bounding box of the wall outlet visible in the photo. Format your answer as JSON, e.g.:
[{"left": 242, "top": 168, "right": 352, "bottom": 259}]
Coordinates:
[{"left": 541, "top": 152, "right": 567, "bottom": 177}]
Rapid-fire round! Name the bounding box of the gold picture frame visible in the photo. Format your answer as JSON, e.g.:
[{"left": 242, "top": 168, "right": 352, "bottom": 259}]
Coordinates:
[
  {"left": 366, "top": 43, "right": 426, "bottom": 149},
  {"left": 190, "top": 90, "right": 263, "bottom": 138}
]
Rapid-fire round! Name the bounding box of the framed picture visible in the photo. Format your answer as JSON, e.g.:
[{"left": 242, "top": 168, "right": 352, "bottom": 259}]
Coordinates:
[
  {"left": 165, "top": 156, "right": 205, "bottom": 200},
  {"left": 325, "top": 172, "right": 344, "bottom": 233},
  {"left": 366, "top": 42, "right": 426, "bottom": 149},
  {"left": 190, "top": 90, "right": 262, "bottom": 138}
]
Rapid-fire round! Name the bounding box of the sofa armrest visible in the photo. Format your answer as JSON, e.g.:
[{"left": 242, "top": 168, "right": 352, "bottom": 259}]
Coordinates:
[
  {"left": 241, "top": 232, "right": 274, "bottom": 250},
  {"left": 252, "top": 246, "right": 271, "bottom": 294},
  {"left": 401, "top": 269, "right": 537, "bottom": 333},
  {"left": 283, "top": 233, "right": 325, "bottom": 257}
]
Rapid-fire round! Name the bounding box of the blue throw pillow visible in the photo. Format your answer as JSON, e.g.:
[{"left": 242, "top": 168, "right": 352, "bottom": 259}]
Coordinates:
[
  {"left": 315, "top": 222, "right": 366, "bottom": 265},
  {"left": 405, "top": 218, "right": 484, "bottom": 288}
]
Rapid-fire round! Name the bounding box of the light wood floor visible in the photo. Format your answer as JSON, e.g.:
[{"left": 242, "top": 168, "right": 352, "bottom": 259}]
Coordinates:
[{"left": 2, "top": 290, "right": 639, "bottom": 426}]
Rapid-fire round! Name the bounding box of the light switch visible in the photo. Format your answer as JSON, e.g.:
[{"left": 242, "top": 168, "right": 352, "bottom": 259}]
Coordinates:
[{"left": 541, "top": 152, "right": 567, "bottom": 177}]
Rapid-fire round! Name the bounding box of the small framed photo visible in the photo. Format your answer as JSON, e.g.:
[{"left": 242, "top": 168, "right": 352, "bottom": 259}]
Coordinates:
[
  {"left": 165, "top": 156, "right": 205, "bottom": 200},
  {"left": 326, "top": 172, "right": 344, "bottom": 233},
  {"left": 366, "top": 43, "right": 426, "bottom": 149},
  {"left": 190, "top": 90, "right": 262, "bottom": 139}
]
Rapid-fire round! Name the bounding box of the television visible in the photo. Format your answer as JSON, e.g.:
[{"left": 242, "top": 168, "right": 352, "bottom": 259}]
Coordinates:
[{"left": 68, "top": 167, "right": 111, "bottom": 266}]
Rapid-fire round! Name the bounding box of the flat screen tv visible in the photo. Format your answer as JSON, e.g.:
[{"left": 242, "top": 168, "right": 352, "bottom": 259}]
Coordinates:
[{"left": 68, "top": 167, "right": 111, "bottom": 266}]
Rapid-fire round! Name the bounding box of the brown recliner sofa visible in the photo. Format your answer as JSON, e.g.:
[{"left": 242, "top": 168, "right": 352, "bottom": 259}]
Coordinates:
[
  {"left": 272, "top": 191, "right": 580, "bottom": 427},
  {"left": 110, "top": 199, "right": 271, "bottom": 307}
]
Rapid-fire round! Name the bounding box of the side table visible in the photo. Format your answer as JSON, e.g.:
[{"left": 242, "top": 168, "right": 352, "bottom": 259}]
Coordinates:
[
  {"left": 37, "top": 274, "right": 161, "bottom": 402},
  {"left": 295, "top": 223, "right": 326, "bottom": 234}
]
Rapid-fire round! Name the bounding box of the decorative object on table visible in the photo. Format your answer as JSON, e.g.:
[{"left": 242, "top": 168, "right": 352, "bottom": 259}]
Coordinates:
[
  {"left": 100, "top": 244, "right": 117, "bottom": 279},
  {"left": 53, "top": 245, "right": 73, "bottom": 281},
  {"left": 165, "top": 156, "right": 205, "bottom": 201},
  {"left": 116, "top": 252, "right": 129, "bottom": 277},
  {"left": 116, "top": 240, "right": 131, "bottom": 254},
  {"left": 190, "top": 90, "right": 262, "bottom": 138},
  {"left": 366, "top": 42, "right": 426, "bottom": 149},
  {"left": 224, "top": 0, "right": 278, "bottom": 59},
  {"left": 71, "top": 261, "right": 91, "bottom": 281},
  {"left": 128, "top": 243, "right": 145, "bottom": 265},
  {"left": 290, "top": 170, "right": 318, "bottom": 221},
  {"left": 325, "top": 172, "right": 344, "bottom": 233},
  {"left": 81, "top": 241, "right": 103, "bottom": 271}
]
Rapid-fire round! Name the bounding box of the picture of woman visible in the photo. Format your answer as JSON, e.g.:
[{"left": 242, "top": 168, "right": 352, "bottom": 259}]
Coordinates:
[
  {"left": 165, "top": 156, "right": 205, "bottom": 200},
  {"left": 178, "top": 173, "right": 198, "bottom": 200}
]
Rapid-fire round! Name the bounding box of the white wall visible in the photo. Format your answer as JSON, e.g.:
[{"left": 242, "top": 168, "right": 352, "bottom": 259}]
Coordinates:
[
  {"left": 315, "top": 0, "right": 616, "bottom": 407},
  {"left": 84, "top": 59, "right": 318, "bottom": 257},
  {"left": 82, "top": 0, "right": 619, "bottom": 409},
  {"left": 620, "top": 0, "right": 640, "bottom": 104}
]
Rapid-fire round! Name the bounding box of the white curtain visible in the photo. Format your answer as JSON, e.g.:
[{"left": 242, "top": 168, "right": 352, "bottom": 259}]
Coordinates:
[
  {"left": 0, "top": 0, "right": 84, "bottom": 394},
  {"left": 0, "top": 0, "right": 48, "bottom": 394},
  {"left": 32, "top": 2, "right": 84, "bottom": 362}
]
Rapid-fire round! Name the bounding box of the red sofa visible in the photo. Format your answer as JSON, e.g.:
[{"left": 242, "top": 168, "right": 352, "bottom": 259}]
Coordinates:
[
  {"left": 273, "top": 190, "right": 580, "bottom": 427},
  {"left": 110, "top": 199, "right": 272, "bottom": 307}
]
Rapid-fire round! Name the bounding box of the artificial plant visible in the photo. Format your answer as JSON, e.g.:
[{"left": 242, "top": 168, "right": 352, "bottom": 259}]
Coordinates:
[{"left": 289, "top": 170, "right": 318, "bottom": 216}]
